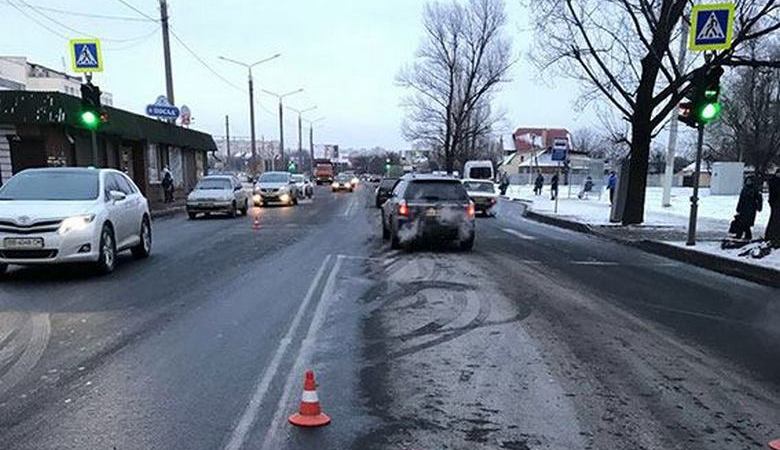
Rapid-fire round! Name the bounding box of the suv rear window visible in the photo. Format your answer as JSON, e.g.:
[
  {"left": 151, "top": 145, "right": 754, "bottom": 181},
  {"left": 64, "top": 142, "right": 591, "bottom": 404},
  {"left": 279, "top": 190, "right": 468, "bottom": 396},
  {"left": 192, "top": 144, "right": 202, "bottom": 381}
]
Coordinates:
[{"left": 404, "top": 181, "right": 469, "bottom": 201}]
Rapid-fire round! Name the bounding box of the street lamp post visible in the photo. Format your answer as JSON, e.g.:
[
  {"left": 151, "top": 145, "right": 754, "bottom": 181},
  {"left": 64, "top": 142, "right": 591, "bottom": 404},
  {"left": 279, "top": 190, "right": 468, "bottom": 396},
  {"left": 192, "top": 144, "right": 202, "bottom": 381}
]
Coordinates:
[
  {"left": 287, "top": 105, "right": 317, "bottom": 173},
  {"left": 218, "top": 53, "right": 280, "bottom": 174},
  {"left": 261, "top": 88, "right": 303, "bottom": 170}
]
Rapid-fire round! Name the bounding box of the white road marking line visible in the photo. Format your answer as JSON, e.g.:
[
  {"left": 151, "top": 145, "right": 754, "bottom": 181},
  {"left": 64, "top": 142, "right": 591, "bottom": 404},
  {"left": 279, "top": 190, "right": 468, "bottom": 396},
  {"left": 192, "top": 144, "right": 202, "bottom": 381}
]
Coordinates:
[
  {"left": 222, "top": 255, "right": 333, "bottom": 450},
  {"left": 571, "top": 261, "right": 619, "bottom": 266},
  {"left": 501, "top": 227, "right": 537, "bottom": 240},
  {"left": 342, "top": 197, "right": 356, "bottom": 216},
  {"left": 260, "top": 255, "right": 344, "bottom": 450}
]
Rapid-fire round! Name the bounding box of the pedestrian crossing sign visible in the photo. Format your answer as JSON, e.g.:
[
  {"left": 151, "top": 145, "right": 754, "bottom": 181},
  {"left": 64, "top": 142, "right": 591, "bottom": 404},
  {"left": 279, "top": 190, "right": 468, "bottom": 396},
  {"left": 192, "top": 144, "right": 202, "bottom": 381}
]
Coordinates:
[
  {"left": 689, "top": 3, "right": 735, "bottom": 51},
  {"left": 69, "top": 39, "right": 103, "bottom": 73}
]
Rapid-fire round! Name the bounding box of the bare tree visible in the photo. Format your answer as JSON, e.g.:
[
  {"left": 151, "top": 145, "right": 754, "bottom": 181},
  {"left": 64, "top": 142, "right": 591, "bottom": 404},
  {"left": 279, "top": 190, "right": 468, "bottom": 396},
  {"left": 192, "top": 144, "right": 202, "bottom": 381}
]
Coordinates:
[
  {"left": 399, "top": 0, "right": 513, "bottom": 171},
  {"left": 712, "top": 39, "right": 780, "bottom": 177},
  {"left": 528, "top": 0, "right": 780, "bottom": 224}
]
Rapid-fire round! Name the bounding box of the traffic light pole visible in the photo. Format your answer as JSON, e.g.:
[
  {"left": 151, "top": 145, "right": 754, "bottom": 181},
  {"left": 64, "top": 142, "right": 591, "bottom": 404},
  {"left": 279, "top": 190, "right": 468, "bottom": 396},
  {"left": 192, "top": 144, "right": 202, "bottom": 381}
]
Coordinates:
[{"left": 686, "top": 124, "right": 705, "bottom": 246}]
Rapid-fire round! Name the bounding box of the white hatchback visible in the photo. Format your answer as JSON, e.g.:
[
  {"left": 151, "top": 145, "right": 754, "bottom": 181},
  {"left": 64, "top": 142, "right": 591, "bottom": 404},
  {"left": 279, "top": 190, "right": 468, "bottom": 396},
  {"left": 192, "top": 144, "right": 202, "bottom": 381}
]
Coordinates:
[{"left": 0, "top": 167, "right": 151, "bottom": 275}]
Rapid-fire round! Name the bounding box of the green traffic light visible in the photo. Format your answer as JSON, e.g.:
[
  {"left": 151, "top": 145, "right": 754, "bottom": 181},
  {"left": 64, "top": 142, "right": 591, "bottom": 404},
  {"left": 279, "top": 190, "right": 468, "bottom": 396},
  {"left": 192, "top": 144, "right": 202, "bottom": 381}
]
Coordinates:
[
  {"left": 80, "top": 110, "right": 99, "bottom": 129},
  {"left": 700, "top": 102, "right": 720, "bottom": 122}
]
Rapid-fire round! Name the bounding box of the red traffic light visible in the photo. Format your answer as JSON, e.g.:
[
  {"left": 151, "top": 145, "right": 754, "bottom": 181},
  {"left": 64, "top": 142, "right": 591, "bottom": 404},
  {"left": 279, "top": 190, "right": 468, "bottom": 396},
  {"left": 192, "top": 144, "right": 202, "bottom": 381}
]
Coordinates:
[{"left": 678, "top": 101, "right": 698, "bottom": 128}]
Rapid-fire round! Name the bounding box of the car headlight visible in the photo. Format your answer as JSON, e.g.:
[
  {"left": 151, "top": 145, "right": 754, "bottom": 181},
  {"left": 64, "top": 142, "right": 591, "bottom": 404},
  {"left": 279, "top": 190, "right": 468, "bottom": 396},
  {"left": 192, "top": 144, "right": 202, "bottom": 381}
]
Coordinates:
[
  {"left": 331, "top": 182, "right": 339, "bottom": 188},
  {"left": 58, "top": 214, "right": 96, "bottom": 235},
  {"left": 252, "top": 193, "right": 261, "bottom": 203}
]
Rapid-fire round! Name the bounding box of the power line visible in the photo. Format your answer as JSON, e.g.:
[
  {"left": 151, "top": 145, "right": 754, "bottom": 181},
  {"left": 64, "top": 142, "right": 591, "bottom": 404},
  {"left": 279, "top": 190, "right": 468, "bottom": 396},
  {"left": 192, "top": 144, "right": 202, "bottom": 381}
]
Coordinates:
[
  {"left": 0, "top": 0, "right": 155, "bottom": 22},
  {"left": 4, "top": 0, "right": 68, "bottom": 39},
  {"left": 14, "top": 0, "right": 159, "bottom": 43},
  {"left": 103, "top": 26, "right": 160, "bottom": 52},
  {"left": 167, "top": 28, "right": 276, "bottom": 117},
  {"left": 113, "top": 0, "right": 157, "bottom": 22}
]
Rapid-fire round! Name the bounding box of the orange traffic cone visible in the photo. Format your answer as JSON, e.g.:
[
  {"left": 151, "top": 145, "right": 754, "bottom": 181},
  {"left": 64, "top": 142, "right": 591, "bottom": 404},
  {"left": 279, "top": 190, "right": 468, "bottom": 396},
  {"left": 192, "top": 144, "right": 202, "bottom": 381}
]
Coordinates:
[{"left": 288, "top": 370, "right": 331, "bottom": 427}]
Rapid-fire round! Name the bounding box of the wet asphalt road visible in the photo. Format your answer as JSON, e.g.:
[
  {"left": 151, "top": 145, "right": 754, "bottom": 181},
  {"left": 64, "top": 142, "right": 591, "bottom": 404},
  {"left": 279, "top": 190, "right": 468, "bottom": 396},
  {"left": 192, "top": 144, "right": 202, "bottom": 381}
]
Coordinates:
[{"left": 0, "top": 184, "right": 777, "bottom": 450}]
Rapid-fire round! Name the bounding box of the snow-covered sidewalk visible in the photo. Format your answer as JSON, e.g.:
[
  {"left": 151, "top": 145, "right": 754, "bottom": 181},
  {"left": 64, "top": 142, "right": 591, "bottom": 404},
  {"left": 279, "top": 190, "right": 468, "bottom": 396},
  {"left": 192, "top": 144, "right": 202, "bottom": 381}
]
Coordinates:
[
  {"left": 505, "top": 184, "right": 769, "bottom": 237},
  {"left": 503, "top": 184, "right": 778, "bottom": 278}
]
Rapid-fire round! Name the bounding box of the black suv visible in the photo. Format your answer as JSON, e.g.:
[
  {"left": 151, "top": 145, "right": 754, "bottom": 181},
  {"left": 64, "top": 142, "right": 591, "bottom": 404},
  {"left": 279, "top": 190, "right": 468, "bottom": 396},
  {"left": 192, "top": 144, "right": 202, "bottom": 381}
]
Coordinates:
[
  {"left": 375, "top": 177, "right": 399, "bottom": 208},
  {"left": 380, "top": 175, "right": 475, "bottom": 250}
]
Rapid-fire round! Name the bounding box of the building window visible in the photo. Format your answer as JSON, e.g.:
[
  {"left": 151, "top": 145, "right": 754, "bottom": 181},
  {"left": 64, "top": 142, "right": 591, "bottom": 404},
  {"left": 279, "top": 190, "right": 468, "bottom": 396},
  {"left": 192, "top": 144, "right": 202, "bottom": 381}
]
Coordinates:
[{"left": 156, "top": 144, "right": 170, "bottom": 171}]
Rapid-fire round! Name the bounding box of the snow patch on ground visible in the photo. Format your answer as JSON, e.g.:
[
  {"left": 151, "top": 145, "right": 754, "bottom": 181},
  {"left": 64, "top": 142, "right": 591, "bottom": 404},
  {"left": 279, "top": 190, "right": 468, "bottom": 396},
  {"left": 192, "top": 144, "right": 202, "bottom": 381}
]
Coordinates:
[
  {"left": 505, "top": 185, "right": 769, "bottom": 234},
  {"left": 666, "top": 241, "right": 780, "bottom": 271}
]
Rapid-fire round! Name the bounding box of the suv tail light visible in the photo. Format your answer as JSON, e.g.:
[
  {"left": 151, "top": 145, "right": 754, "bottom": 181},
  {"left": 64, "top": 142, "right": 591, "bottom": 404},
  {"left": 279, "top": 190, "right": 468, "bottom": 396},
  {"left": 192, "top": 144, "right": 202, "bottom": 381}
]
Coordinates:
[
  {"left": 398, "top": 200, "right": 410, "bottom": 217},
  {"left": 466, "top": 202, "right": 475, "bottom": 219}
]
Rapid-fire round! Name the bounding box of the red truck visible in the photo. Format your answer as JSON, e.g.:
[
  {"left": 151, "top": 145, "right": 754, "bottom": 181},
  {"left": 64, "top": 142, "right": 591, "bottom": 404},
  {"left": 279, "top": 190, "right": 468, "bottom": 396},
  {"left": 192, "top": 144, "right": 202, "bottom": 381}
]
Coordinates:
[{"left": 314, "top": 160, "right": 334, "bottom": 185}]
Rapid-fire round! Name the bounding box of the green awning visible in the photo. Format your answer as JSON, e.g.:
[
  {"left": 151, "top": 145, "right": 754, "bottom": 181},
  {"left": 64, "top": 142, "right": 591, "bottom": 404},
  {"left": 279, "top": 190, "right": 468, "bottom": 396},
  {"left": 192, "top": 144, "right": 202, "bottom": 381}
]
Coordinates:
[{"left": 0, "top": 91, "right": 216, "bottom": 151}]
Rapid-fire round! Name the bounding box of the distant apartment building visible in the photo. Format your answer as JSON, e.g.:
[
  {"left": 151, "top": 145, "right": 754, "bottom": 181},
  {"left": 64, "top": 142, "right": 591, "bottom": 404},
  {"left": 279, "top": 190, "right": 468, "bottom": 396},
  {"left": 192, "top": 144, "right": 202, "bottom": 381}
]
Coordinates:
[{"left": 0, "top": 56, "right": 113, "bottom": 106}]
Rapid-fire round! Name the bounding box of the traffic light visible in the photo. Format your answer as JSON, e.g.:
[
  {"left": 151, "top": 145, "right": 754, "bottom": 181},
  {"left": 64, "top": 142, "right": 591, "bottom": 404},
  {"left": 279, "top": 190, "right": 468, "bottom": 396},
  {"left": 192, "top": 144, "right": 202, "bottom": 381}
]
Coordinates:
[
  {"left": 79, "top": 82, "right": 103, "bottom": 130},
  {"left": 678, "top": 65, "right": 723, "bottom": 128},
  {"left": 287, "top": 161, "right": 296, "bottom": 172}
]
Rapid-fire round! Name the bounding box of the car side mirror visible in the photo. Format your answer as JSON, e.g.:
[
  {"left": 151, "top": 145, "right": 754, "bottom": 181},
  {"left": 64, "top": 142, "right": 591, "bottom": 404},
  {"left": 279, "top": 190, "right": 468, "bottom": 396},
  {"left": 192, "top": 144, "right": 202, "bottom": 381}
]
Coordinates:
[
  {"left": 109, "top": 190, "right": 126, "bottom": 202},
  {"left": 234, "top": 186, "right": 242, "bottom": 191}
]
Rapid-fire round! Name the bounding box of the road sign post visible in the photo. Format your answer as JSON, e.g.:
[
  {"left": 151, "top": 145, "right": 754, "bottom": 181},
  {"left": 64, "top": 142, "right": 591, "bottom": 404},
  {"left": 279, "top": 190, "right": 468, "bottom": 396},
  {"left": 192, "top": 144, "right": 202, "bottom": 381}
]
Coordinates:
[{"left": 688, "top": 3, "right": 735, "bottom": 52}]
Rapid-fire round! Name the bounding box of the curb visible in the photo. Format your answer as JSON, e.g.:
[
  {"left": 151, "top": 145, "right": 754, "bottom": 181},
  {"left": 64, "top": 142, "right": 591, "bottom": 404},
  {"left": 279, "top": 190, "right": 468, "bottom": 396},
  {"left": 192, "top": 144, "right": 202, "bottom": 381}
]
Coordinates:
[
  {"left": 151, "top": 206, "right": 185, "bottom": 219},
  {"left": 631, "top": 240, "right": 780, "bottom": 288},
  {"left": 519, "top": 205, "right": 780, "bottom": 288}
]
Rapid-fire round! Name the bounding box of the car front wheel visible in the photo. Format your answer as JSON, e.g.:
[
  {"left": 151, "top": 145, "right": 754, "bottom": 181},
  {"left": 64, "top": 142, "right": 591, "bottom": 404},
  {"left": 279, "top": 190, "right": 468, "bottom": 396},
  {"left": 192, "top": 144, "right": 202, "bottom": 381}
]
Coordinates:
[
  {"left": 459, "top": 235, "right": 475, "bottom": 251},
  {"left": 131, "top": 217, "right": 152, "bottom": 259},
  {"left": 0, "top": 263, "right": 7, "bottom": 277},
  {"left": 241, "top": 199, "right": 249, "bottom": 215},
  {"left": 96, "top": 224, "right": 116, "bottom": 274}
]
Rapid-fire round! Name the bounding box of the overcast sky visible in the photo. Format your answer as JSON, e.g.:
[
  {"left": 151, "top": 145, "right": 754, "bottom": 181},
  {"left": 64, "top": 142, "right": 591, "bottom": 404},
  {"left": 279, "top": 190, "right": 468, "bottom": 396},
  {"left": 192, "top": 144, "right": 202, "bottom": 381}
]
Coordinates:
[{"left": 1, "top": 0, "right": 601, "bottom": 150}]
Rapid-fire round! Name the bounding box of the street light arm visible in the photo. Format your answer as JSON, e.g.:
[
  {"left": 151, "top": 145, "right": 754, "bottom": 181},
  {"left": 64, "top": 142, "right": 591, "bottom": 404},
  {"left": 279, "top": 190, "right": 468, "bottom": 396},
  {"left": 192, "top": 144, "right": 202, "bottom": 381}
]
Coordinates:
[
  {"left": 261, "top": 89, "right": 280, "bottom": 98},
  {"left": 280, "top": 88, "right": 304, "bottom": 99},
  {"left": 218, "top": 56, "right": 249, "bottom": 68},
  {"left": 250, "top": 53, "right": 281, "bottom": 68}
]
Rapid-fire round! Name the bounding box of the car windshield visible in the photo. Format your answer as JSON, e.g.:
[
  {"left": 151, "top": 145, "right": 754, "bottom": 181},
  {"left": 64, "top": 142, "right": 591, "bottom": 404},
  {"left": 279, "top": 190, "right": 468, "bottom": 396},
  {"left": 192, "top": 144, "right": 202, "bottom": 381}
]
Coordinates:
[
  {"left": 196, "top": 178, "right": 231, "bottom": 190},
  {"left": 0, "top": 171, "right": 99, "bottom": 201},
  {"left": 336, "top": 175, "right": 351, "bottom": 181},
  {"left": 259, "top": 173, "right": 289, "bottom": 183},
  {"left": 463, "top": 181, "right": 495, "bottom": 193},
  {"left": 291, "top": 175, "right": 305, "bottom": 182},
  {"left": 468, "top": 167, "right": 492, "bottom": 179},
  {"left": 404, "top": 181, "right": 469, "bottom": 201}
]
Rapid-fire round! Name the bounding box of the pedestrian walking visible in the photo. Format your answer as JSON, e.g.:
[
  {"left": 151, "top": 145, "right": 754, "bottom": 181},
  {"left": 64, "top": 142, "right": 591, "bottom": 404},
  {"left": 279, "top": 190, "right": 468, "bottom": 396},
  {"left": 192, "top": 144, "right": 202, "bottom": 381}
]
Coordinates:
[
  {"left": 499, "top": 173, "right": 509, "bottom": 196},
  {"left": 578, "top": 176, "right": 594, "bottom": 200},
  {"left": 607, "top": 171, "right": 617, "bottom": 204},
  {"left": 733, "top": 176, "right": 763, "bottom": 241},
  {"left": 161, "top": 166, "right": 174, "bottom": 204},
  {"left": 534, "top": 172, "right": 544, "bottom": 196},
  {"left": 550, "top": 172, "right": 559, "bottom": 200},
  {"left": 765, "top": 169, "right": 780, "bottom": 247}
]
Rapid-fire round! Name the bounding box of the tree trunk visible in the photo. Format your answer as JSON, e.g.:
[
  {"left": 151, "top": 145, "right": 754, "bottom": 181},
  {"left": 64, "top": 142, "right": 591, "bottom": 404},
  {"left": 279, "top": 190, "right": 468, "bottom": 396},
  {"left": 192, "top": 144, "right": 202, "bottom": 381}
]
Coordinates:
[
  {"left": 622, "top": 59, "right": 656, "bottom": 225},
  {"left": 623, "top": 118, "right": 652, "bottom": 224}
]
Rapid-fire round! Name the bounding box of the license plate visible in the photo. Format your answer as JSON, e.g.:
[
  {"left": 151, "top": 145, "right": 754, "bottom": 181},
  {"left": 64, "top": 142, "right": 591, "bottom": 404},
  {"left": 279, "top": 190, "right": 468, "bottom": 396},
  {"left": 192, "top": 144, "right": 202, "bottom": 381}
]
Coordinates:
[
  {"left": 4, "top": 237, "right": 44, "bottom": 249},
  {"left": 426, "top": 208, "right": 438, "bottom": 217}
]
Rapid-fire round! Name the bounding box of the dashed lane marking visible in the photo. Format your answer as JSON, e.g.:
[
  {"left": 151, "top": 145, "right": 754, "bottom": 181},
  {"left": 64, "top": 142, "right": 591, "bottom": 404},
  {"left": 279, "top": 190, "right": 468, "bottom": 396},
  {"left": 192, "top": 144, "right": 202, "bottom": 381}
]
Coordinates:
[
  {"left": 501, "top": 227, "right": 537, "bottom": 240},
  {"left": 571, "top": 261, "right": 619, "bottom": 266},
  {"left": 222, "top": 255, "right": 333, "bottom": 450}
]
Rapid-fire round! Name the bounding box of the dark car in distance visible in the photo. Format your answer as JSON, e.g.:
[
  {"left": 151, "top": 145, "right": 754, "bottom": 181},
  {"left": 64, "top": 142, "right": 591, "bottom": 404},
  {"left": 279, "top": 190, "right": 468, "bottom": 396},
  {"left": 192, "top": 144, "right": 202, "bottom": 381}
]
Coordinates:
[
  {"left": 381, "top": 174, "right": 475, "bottom": 251},
  {"left": 375, "top": 177, "right": 399, "bottom": 208}
]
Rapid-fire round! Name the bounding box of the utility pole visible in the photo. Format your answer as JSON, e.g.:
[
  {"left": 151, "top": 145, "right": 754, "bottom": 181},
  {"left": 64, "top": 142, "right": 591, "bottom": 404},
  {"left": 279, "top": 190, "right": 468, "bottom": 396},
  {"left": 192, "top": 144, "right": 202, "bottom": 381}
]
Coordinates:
[
  {"left": 219, "top": 54, "right": 280, "bottom": 175},
  {"left": 159, "top": 0, "right": 174, "bottom": 105},
  {"left": 278, "top": 100, "right": 284, "bottom": 170},
  {"left": 288, "top": 106, "right": 317, "bottom": 173},
  {"left": 309, "top": 124, "right": 314, "bottom": 174},
  {"left": 262, "top": 88, "right": 303, "bottom": 171},
  {"left": 663, "top": 18, "right": 689, "bottom": 207},
  {"left": 249, "top": 73, "right": 257, "bottom": 169},
  {"left": 225, "top": 115, "right": 231, "bottom": 159}
]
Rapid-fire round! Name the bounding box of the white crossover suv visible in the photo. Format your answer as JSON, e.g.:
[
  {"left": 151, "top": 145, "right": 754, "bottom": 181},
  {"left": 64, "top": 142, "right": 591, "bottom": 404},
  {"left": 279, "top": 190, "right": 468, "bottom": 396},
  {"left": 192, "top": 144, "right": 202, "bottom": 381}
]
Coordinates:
[{"left": 0, "top": 167, "right": 152, "bottom": 275}]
